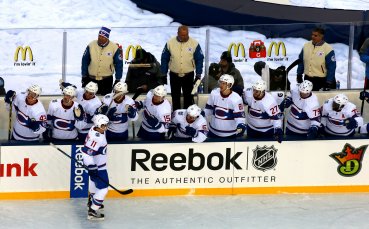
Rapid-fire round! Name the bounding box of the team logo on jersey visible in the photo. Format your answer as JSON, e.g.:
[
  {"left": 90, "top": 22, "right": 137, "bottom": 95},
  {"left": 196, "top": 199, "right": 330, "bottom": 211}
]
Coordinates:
[
  {"left": 330, "top": 143, "right": 367, "bottom": 177},
  {"left": 252, "top": 145, "right": 278, "bottom": 172}
]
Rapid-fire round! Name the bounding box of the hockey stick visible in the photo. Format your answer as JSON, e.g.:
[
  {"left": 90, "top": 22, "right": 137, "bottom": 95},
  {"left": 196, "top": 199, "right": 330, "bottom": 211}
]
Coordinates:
[
  {"left": 50, "top": 143, "right": 133, "bottom": 195},
  {"left": 128, "top": 63, "right": 152, "bottom": 68},
  {"left": 360, "top": 78, "right": 367, "bottom": 115},
  {"left": 7, "top": 101, "right": 13, "bottom": 140}
]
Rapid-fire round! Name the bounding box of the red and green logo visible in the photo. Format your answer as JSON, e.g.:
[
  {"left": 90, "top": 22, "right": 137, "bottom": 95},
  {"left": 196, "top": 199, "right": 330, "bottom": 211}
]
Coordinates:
[{"left": 330, "top": 143, "right": 367, "bottom": 177}]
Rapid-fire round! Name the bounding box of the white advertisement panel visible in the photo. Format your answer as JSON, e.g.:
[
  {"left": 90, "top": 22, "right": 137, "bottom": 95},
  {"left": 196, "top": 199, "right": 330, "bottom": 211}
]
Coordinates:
[{"left": 0, "top": 145, "right": 71, "bottom": 192}]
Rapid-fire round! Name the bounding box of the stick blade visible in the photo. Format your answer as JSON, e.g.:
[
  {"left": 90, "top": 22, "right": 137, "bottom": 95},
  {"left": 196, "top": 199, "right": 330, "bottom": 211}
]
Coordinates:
[{"left": 119, "top": 189, "right": 134, "bottom": 195}]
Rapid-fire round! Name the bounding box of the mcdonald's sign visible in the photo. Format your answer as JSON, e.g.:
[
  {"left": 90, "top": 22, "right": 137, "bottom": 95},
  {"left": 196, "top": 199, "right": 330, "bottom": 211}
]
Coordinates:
[
  {"left": 228, "top": 43, "right": 246, "bottom": 58},
  {"left": 14, "top": 46, "right": 33, "bottom": 61},
  {"left": 267, "top": 41, "right": 286, "bottom": 57},
  {"left": 125, "top": 45, "right": 142, "bottom": 61}
]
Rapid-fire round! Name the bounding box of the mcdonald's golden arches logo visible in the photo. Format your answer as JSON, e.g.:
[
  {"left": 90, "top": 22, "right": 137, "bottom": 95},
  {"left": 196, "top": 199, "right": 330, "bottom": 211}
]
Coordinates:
[
  {"left": 267, "top": 41, "right": 286, "bottom": 57},
  {"left": 125, "top": 45, "right": 142, "bottom": 61},
  {"left": 14, "top": 46, "right": 33, "bottom": 61},
  {"left": 228, "top": 42, "right": 246, "bottom": 58}
]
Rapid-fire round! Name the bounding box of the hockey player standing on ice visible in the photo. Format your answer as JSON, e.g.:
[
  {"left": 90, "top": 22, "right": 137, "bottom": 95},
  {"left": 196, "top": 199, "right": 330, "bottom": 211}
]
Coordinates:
[
  {"left": 45, "top": 86, "right": 87, "bottom": 141},
  {"left": 168, "top": 104, "right": 208, "bottom": 143},
  {"left": 4, "top": 84, "right": 47, "bottom": 141},
  {"left": 242, "top": 79, "right": 283, "bottom": 143},
  {"left": 96, "top": 82, "right": 138, "bottom": 141},
  {"left": 321, "top": 94, "right": 363, "bottom": 137},
  {"left": 135, "top": 85, "right": 172, "bottom": 140},
  {"left": 60, "top": 81, "right": 102, "bottom": 140},
  {"left": 204, "top": 74, "right": 246, "bottom": 138},
  {"left": 82, "top": 114, "right": 109, "bottom": 220},
  {"left": 279, "top": 80, "right": 321, "bottom": 139}
]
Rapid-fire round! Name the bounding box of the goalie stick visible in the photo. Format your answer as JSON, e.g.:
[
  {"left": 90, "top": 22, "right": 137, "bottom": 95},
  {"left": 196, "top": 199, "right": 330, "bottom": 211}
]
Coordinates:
[{"left": 50, "top": 143, "right": 133, "bottom": 195}]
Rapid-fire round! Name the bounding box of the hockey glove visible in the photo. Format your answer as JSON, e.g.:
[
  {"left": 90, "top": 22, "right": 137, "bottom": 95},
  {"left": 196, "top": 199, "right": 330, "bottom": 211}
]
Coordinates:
[
  {"left": 106, "top": 107, "right": 117, "bottom": 120},
  {"left": 4, "top": 90, "right": 16, "bottom": 104},
  {"left": 167, "top": 124, "right": 177, "bottom": 139},
  {"left": 73, "top": 104, "right": 85, "bottom": 121},
  {"left": 28, "top": 119, "right": 40, "bottom": 132},
  {"left": 193, "top": 74, "right": 201, "bottom": 85},
  {"left": 185, "top": 126, "right": 198, "bottom": 138},
  {"left": 359, "top": 91, "right": 369, "bottom": 103},
  {"left": 297, "top": 74, "right": 303, "bottom": 83},
  {"left": 146, "top": 115, "right": 160, "bottom": 128},
  {"left": 95, "top": 104, "right": 109, "bottom": 115},
  {"left": 307, "top": 126, "right": 319, "bottom": 139},
  {"left": 236, "top": 123, "right": 247, "bottom": 137},
  {"left": 279, "top": 97, "right": 293, "bottom": 112},
  {"left": 274, "top": 128, "right": 283, "bottom": 143},
  {"left": 345, "top": 117, "right": 358, "bottom": 130},
  {"left": 127, "top": 105, "right": 136, "bottom": 119},
  {"left": 134, "top": 101, "right": 144, "bottom": 110}
]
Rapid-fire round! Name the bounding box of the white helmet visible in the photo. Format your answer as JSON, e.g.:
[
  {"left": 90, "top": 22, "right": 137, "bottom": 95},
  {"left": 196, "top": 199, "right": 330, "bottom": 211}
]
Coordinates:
[
  {"left": 187, "top": 104, "right": 202, "bottom": 118},
  {"left": 85, "top": 82, "right": 98, "bottom": 94},
  {"left": 253, "top": 79, "right": 267, "bottom": 91},
  {"left": 113, "top": 82, "right": 128, "bottom": 94},
  {"left": 299, "top": 80, "right": 313, "bottom": 94},
  {"left": 219, "top": 74, "right": 234, "bottom": 88},
  {"left": 333, "top": 94, "right": 348, "bottom": 106},
  {"left": 63, "top": 85, "right": 77, "bottom": 97},
  {"left": 92, "top": 114, "right": 109, "bottom": 128},
  {"left": 28, "top": 84, "right": 42, "bottom": 96},
  {"left": 153, "top": 85, "right": 167, "bottom": 97}
]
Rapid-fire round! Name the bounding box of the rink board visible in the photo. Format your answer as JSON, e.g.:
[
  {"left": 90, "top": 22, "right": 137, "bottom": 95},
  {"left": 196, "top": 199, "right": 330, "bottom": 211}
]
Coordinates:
[{"left": 1, "top": 139, "right": 369, "bottom": 199}]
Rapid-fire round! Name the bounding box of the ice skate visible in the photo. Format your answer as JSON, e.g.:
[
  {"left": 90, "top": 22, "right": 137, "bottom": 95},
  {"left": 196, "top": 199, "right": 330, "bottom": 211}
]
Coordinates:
[{"left": 87, "top": 207, "right": 104, "bottom": 220}]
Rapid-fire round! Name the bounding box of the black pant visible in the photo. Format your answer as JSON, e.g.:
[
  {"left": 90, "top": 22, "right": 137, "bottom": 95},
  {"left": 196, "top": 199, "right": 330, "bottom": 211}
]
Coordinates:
[
  {"left": 170, "top": 71, "right": 194, "bottom": 111},
  {"left": 304, "top": 75, "right": 336, "bottom": 91},
  {"left": 83, "top": 76, "right": 113, "bottom": 96}
]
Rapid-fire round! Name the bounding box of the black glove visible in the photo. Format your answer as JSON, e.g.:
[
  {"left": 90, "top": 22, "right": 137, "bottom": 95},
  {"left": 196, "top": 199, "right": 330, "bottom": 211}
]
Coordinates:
[
  {"left": 274, "top": 128, "right": 283, "bottom": 143},
  {"left": 135, "top": 101, "right": 144, "bottom": 110},
  {"left": 185, "top": 126, "right": 197, "bottom": 137},
  {"left": 359, "top": 91, "right": 369, "bottom": 103},
  {"left": 106, "top": 107, "right": 117, "bottom": 120},
  {"left": 193, "top": 74, "right": 201, "bottom": 84},
  {"left": 146, "top": 115, "right": 160, "bottom": 128},
  {"left": 236, "top": 123, "right": 247, "bottom": 137},
  {"left": 279, "top": 97, "right": 293, "bottom": 112},
  {"left": 297, "top": 74, "right": 303, "bottom": 83},
  {"left": 4, "top": 90, "right": 16, "bottom": 104},
  {"left": 81, "top": 76, "right": 89, "bottom": 87},
  {"left": 167, "top": 124, "right": 177, "bottom": 139},
  {"left": 345, "top": 117, "right": 358, "bottom": 130},
  {"left": 95, "top": 104, "right": 109, "bottom": 115},
  {"left": 73, "top": 104, "right": 85, "bottom": 121},
  {"left": 28, "top": 119, "right": 40, "bottom": 132},
  {"left": 127, "top": 105, "right": 136, "bottom": 119},
  {"left": 307, "top": 126, "right": 319, "bottom": 139},
  {"left": 113, "top": 79, "right": 120, "bottom": 87}
]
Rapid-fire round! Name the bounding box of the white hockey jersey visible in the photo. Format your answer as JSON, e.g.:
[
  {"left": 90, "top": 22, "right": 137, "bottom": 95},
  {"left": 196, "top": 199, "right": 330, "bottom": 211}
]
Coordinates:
[
  {"left": 205, "top": 88, "right": 245, "bottom": 137},
  {"left": 171, "top": 109, "right": 208, "bottom": 143},
  {"left": 75, "top": 89, "right": 102, "bottom": 134},
  {"left": 102, "top": 93, "right": 138, "bottom": 133},
  {"left": 82, "top": 127, "right": 107, "bottom": 170},
  {"left": 10, "top": 92, "right": 47, "bottom": 141},
  {"left": 321, "top": 99, "right": 363, "bottom": 136},
  {"left": 47, "top": 99, "right": 87, "bottom": 140},
  {"left": 243, "top": 88, "right": 282, "bottom": 132},
  {"left": 139, "top": 90, "right": 172, "bottom": 133},
  {"left": 286, "top": 88, "right": 321, "bottom": 134}
]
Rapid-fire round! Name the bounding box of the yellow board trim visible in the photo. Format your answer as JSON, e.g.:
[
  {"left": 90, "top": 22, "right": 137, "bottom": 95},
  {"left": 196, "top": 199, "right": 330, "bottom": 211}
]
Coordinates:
[{"left": 1, "top": 186, "right": 369, "bottom": 200}]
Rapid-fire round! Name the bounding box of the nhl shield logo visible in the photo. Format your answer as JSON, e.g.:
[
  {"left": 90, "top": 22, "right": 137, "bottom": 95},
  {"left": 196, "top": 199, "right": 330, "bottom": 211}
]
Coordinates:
[{"left": 252, "top": 145, "right": 278, "bottom": 171}]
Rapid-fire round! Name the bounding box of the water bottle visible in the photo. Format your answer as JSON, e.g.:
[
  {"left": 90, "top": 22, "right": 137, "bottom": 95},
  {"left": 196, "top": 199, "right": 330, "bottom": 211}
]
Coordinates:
[{"left": 198, "top": 83, "right": 204, "bottom": 94}]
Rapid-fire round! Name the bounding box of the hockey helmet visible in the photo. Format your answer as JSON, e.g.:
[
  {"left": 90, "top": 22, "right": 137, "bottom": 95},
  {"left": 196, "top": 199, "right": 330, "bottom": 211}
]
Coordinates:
[
  {"left": 252, "top": 79, "right": 267, "bottom": 92},
  {"left": 85, "top": 82, "right": 98, "bottom": 94},
  {"left": 113, "top": 82, "right": 128, "bottom": 94},
  {"left": 219, "top": 74, "right": 234, "bottom": 88},
  {"left": 153, "top": 85, "right": 167, "bottom": 97},
  {"left": 333, "top": 94, "right": 348, "bottom": 108},
  {"left": 92, "top": 114, "right": 109, "bottom": 128},
  {"left": 63, "top": 85, "right": 77, "bottom": 97},
  {"left": 299, "top": 80, "right": 313, "bottom": 94},
  {"left": 187, "top": 104, "right": 202, "bottom": 118},
  {"left": 28, "top": 84, "right": 42, "bottom": 96}
]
